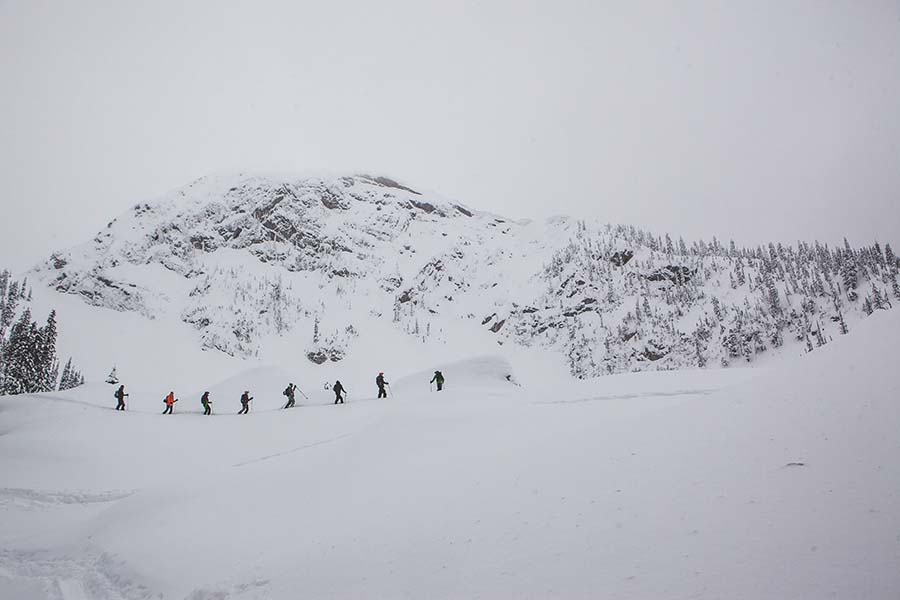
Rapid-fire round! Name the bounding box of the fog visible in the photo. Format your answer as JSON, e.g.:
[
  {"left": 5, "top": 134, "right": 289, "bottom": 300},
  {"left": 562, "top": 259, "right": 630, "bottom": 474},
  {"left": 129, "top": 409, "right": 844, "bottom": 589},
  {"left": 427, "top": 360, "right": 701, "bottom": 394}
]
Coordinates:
[{"left": 2, "top": 0, "right": 899, "bottom": 271}]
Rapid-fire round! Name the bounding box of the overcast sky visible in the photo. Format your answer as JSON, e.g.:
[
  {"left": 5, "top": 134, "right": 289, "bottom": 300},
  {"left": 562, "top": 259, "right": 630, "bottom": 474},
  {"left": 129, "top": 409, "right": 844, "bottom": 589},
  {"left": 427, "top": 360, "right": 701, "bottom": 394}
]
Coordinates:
[{"left": 2, "top": 0, "right": 899, "bottom": 272}]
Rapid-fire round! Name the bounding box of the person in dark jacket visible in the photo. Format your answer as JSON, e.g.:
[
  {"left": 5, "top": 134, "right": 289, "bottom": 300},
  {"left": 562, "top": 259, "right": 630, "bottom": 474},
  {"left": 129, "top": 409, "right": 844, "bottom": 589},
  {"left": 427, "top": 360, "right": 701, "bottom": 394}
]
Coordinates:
[
  {"left": 114, "top": 385, "right": 128, "bottom": 411},
  {"left": 430, "top": 371, "right": 444, "bottom": 391},
  {"left": 376, "top": 372, "right": 388, "bottom": 398},
  {"left": 238, "top": 390, "right": 253, "bottom": 414},
  {"left": 333, "top": 381, "right": 346, "bottom": 404},
  {"left": 201, "top": 391, "right": 212, "bottom": 415},
  {"left": 283, "top": 383, "right": 297, "bottom": 409}
]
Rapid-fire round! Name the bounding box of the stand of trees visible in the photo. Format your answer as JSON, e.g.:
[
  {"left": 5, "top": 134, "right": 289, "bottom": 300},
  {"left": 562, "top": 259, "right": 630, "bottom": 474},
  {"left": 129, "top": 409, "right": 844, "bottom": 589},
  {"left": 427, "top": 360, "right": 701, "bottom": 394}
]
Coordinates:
[
  {"left": 530, "top": 226, "right": 899, "bottom": 378},
  {"left": 0, "top": 270, "right": 84, "bottom": 395}
]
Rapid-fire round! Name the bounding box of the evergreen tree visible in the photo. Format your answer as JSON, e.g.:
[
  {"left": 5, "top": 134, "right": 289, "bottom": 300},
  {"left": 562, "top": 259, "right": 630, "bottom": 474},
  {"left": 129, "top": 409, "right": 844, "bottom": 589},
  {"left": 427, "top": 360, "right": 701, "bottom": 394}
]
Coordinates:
[
  {"left": 37, "top": 310, "right": 58, "bottom": 392},
  {"left": 3, "top": 309, "right": 35, "bottom": 395},
  {"left": 762, "top": 262, "right": 781, "bottom": 316},
  {"left": 0, "top": 280, "right": 20, "bottom": 340},
  {"left": 885, "top": 243, "right": 897, "bottom": 271},
  {"left": 841, "top": 239, "right": 858, "bottom": 301},
  {"left": 58, "top": 358, "right": 73, "bottom": 390},
  {"left": 838, "top": 311, "right": 849, "bottom": 335},
  {"left": 58, "top": 357, "right": 85, "bottom": 391},
  {"left": 872, "top": 287, "right": 885, "bottom": 311}
]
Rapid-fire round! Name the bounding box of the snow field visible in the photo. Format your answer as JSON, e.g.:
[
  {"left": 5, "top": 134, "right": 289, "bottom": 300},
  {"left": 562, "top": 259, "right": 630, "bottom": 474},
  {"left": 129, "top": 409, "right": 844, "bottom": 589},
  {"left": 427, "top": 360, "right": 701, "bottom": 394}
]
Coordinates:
[{"left": 1, "top": 310, "right": 899, "bottom": 598}]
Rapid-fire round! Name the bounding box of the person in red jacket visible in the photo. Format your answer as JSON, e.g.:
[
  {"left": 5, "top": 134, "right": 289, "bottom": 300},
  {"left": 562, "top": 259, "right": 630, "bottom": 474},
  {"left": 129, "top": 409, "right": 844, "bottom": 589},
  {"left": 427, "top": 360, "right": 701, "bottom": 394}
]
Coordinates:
[{"left": 162, "top": 392, "right": 177, "bottom": 415}]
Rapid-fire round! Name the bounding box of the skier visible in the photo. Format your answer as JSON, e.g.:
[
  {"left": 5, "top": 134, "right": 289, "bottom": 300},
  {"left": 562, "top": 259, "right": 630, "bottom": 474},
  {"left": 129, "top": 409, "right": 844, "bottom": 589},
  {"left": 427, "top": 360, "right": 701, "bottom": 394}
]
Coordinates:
[
  {"left": 162, "top": 391, "right": 177, "bottom": 414},
  {"left": 238, "top": 390, "right": 253, "bottom": 415},
  {"left": 430, "top": 370, "right": 444, "bottom": 391},
  {"left": 114, "top": 384, "right": 128, "bottom": 411},
  {"left": 376, "top": 372, "right": 389, "bottom": 398},
  {"left": 333, "top": 380, "right": 346, "bottom": 404},
  {"left": 283, "top": 383, "right": 297, "bottom": 409},
  {"left": 201, "top": 391, "right": 212, "bottom": 415}
]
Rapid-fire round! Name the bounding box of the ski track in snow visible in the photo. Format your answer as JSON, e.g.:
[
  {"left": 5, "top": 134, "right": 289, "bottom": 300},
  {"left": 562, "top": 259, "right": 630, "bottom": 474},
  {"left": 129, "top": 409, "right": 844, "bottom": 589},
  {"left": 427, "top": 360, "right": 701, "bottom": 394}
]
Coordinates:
[
  {"left": 0, "top": 549, "right": 152, "bottom": 600},
  {"left": 0, "top": 488, "right": 135, "bottom": 509},
  {"left": 0, "top": 549, "right": 271, "bottom": 600},
  {"left": 231, "top": 432, "right": 357, "bottom": 468},
  {"left": 534, "top": 387, "right": 717, "bottom": 405},
  {"left": 183, "top": 578, "right": 271, "bottom": 600}
]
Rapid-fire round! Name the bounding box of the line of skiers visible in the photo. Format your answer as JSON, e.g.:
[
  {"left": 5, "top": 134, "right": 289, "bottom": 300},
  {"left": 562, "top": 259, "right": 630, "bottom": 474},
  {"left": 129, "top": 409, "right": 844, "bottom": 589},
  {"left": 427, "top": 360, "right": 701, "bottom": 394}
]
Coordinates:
[{"left": 111, "top": 370, "right": 445, "bottom": 414}]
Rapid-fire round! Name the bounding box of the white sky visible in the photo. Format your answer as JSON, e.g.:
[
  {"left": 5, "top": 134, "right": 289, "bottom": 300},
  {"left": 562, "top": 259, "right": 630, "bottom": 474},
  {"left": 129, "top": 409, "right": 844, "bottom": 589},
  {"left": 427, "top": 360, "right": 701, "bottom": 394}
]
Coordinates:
[{"left": 2, "top": 0, "right": 899, "bottom": 272}]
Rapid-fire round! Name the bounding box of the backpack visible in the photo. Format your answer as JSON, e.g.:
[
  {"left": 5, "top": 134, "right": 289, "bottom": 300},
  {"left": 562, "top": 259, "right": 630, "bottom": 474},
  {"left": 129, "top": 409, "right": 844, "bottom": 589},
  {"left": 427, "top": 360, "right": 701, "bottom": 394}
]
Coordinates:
[{"left": 283, "top": 387, "right": 290, "bottom": 396}]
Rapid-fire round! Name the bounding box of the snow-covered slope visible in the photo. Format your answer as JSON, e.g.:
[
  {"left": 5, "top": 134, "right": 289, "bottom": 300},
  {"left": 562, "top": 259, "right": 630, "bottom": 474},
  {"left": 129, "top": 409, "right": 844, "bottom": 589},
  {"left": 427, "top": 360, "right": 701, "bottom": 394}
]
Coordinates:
[
  {"left": 1, "top": 302, "right": 898, "bottom": 599},
  {"left": 28, "top": 172, "right": 900, "bottom": 383}
]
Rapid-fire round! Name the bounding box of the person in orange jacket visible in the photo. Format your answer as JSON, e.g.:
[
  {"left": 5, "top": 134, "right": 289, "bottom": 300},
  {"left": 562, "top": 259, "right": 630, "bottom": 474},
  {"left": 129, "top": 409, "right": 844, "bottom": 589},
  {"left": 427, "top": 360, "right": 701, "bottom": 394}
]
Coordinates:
[{"left": 162, "top": 391, "right": 177, "bottom": 415}]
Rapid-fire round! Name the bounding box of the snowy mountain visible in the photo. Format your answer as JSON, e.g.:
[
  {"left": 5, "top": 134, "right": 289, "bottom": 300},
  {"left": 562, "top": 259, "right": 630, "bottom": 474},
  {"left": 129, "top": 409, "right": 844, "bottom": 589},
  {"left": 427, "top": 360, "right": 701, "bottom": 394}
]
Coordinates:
[{"left": 31, "top": 172, "right": 899, "bottom": 379}]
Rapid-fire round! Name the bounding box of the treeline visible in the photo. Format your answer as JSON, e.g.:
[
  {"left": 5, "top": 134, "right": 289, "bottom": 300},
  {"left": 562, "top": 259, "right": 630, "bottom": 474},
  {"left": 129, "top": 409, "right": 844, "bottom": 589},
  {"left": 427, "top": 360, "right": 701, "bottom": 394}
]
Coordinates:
[
  {"left": 0, "top": 270, "right": 84, "bottom": 395},
  {"left": 534, "top": 223, "right": 899, "bottom": 377}
]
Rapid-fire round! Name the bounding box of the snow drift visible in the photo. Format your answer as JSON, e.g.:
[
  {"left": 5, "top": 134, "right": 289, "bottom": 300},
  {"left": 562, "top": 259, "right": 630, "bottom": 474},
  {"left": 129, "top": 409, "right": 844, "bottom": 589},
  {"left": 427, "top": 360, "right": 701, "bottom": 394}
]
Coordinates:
[{"left": 391, "top": 355, "right": 518, "bottom": 395}]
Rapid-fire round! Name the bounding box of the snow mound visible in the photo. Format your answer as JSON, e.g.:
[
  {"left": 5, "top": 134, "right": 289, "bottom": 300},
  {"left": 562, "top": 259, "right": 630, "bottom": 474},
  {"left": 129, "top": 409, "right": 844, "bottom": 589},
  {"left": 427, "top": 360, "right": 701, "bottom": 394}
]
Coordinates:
[{"left": 392, "top": 354, "right": 517, "bottom": 394}]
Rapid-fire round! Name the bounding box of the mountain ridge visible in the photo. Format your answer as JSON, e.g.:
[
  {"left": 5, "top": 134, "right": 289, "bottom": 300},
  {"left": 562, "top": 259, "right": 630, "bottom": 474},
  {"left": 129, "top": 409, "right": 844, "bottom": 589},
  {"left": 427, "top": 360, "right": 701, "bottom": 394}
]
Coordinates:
[{"left": 30, "top": 172, "right": 900, "bottom": 378}]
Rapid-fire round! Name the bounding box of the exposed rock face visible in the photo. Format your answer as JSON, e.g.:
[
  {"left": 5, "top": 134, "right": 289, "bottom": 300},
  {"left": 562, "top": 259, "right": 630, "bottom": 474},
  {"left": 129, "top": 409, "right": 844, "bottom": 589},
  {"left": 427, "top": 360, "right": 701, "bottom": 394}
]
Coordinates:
[
  {"left": 646, "top": 266, "right": 694, "bottom": 284},
  {"left": 610, "top": 250, "right": 634, "bottom": 267}
]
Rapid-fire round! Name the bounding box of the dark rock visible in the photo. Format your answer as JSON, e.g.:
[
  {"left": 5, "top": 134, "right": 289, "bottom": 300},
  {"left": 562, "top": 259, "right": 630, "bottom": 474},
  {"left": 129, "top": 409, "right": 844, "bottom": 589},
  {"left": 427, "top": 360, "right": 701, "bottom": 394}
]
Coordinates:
[
  {"left": 610, "top": 250, "right": 634, "bottom": 267},
  {"left": 359, "top": 175, "right": 421, "bottom": 195},
  {"left": 381, "top": 276, "right": 402, "bottom": 291},
  {"left": 642, "top": 348, "right": 667, "bottom": 361},
  {"left": 409, "top": 199, "right": 437, "bottom": 213},
  {"left": 50, "top": 254, "right": 67, "bottom": 270},
  {"left": 319, "top": 189, "right": 346, "bottom": 210},
  {"left": 646, "top": 265, "right": 694, "bottom": 284},
  {"left": 490, "top": 319, "right": 506, "bottom": 333},
  {"left": 307, "top": 351, "right": 328, "bottom": 365}
]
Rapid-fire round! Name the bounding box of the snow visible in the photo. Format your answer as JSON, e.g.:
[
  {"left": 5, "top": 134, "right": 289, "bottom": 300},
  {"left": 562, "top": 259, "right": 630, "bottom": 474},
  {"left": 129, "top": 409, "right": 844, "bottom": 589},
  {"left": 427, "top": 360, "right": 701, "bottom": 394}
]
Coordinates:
[{"left": 1, "top": 308, "right": 898, "bottom": 599}]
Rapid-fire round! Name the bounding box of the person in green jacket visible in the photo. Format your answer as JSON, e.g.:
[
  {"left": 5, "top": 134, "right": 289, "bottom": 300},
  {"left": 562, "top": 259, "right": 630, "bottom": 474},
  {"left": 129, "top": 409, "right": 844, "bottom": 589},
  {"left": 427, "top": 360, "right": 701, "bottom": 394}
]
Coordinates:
[
  {"left": 430, "top": 370, "right": 444, "bottom": 391},
  {"left": 201, "top": 391, "right": 212, "bottom": 415}
]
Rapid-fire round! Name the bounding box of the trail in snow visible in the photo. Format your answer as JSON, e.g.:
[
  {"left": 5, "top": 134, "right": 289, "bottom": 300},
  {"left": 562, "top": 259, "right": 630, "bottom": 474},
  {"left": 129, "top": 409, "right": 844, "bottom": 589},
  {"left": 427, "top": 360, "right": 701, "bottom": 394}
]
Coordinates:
[
  {"left": 231, "top": 432, "right": 357, "bottom": 468},
  {"left": 533, "top": 388, "right": 718, "bottom": 405},
  {"left": 0, "top": 489, "right": 134, "bottom": 509}
]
